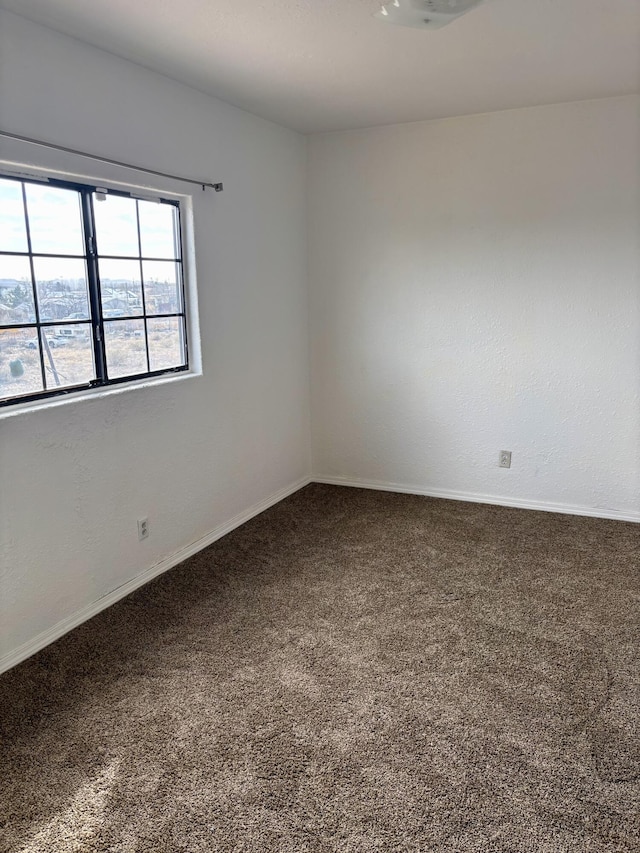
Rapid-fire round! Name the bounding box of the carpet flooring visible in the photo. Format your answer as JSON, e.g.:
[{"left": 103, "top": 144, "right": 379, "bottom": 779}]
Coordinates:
[{"left": 0, "top": 484, "right": 639, "bottom": 852}]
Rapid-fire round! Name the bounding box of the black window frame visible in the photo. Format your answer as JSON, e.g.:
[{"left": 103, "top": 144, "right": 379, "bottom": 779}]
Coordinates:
[{"left": 0, "top": 172, "right": 189, "bottom": 409}]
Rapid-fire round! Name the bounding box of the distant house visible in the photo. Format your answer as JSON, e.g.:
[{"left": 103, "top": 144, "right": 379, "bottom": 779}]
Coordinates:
[
  {"left": 39, "top": 298, "right": 76, "bottom": 320},
  {"left": 0, "top": 304, "right": 27, "bottom": 325},
  {"left": 102, "top": 296, "right": 130, "bottom": 317},
  {"left": 101, "top": 288, "right": 143, "bottom": 318}
]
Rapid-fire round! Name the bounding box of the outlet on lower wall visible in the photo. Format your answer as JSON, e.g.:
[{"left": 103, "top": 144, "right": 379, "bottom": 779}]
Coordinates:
[
  {"left": 138, "top": 517, "right": 149, "bottom": 540},
  {"left": 499, "top": 451, "right": 512, "bottom": 469}
]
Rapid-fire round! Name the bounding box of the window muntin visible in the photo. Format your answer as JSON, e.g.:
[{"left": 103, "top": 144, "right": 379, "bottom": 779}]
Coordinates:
[{"left": 0, "top": 174, "right": 188, "bottom": 407}]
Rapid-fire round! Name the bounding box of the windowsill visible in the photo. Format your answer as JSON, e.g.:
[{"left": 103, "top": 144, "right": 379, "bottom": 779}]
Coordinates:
[{"left": 0, "top": 368, "right": 202, "bottom": 420}]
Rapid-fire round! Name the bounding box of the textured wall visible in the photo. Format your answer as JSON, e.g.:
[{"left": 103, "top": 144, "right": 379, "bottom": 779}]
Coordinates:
[
  {"left": 0, "top": 11, "right": 311, "bottom": 664},
  {"left": 309, "top": 97, "right": 640, "bottom": 518}
]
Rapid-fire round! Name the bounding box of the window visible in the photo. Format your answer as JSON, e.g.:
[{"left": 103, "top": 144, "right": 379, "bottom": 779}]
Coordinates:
[{"left": 0, "top": 173, "right": 189, "bottom": 408}]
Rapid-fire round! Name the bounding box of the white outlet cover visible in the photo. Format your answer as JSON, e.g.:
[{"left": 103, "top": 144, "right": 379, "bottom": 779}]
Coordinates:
[{"left": 499, "top": 451, "right": 512, "bottom": 468}]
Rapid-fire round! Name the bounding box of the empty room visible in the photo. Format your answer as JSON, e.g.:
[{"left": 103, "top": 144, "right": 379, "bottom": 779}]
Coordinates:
[{"left": 0, "top": 1, "right": 638, "bottom": 851}]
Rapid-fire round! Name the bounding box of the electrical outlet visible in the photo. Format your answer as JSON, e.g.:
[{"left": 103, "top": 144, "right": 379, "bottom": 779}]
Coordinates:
[
  {"left": 499, "top": 451, "right": 512, "bottom": 469},
  {"left": 138, "top": 517, "right": 149, "bottom": 540}
]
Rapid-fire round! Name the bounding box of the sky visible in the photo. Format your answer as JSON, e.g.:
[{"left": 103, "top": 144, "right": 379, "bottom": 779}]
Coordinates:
[{"left": 0, "top": 177, "right": 180, "bottom": 283}]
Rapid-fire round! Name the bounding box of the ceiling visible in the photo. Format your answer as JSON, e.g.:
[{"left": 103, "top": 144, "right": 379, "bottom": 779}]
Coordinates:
[{"left": 2, "top": 0, "right": 639, "bottom": 134}]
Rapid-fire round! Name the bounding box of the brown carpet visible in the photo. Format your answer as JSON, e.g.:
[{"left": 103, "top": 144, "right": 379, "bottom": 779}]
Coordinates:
[{"left": 1, "top": 484, "right": 639, "bottom": 852}]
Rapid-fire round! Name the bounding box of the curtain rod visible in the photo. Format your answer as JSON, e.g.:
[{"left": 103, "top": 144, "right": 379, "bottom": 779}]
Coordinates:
[{"left": 0, "top": 130, "right": 223, "bottom": 192}]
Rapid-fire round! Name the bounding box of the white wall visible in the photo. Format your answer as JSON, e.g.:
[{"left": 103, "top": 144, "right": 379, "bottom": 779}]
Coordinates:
[
  {"left": 1, "top": 14, "right": 638, "bottom": 674},
  {"left": 309, "top": 97, "right": 640, "bottom": 519},
  {"left": 0, "top": 11, "right": 311, "bottom": 669}
]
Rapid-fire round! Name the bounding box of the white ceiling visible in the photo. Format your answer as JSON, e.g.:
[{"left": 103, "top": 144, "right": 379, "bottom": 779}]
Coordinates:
[{"left": 2, "top": 0, "right": 639, "bottom": 133}]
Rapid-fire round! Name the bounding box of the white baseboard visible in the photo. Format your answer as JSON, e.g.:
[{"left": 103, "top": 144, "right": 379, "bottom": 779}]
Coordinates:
[
  {"left": 313, "top": 475, "right": 640, "bottom": 524},
  {"left": 0, "top": 475, "right": 312, "bottom": 676},
  {"left": 3, "top": 472, "right": 636, "bottom": 675}
]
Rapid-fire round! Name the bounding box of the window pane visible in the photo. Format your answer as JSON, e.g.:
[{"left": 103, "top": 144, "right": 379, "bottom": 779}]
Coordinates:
[
  {"left": 0, "top": 178, "right": 28, "bottom": 252},
  {"left": 104, "top": 319, "right": 147, "bottom": 379},
  {"left": 0, "top": 327, "right": 43, "bottom": 401},
  {"left": 41, "top": 324, "right": 95, "bottom": 390},
  {"left": 93, "top": 194, "right": 139, "bottom": 257},
  {"left": 25, "top": 184, "right": 84, "bottom": 255},
  {"left": 33, "top": 257, "right": 90, "bottom": 321},
  {"left": 142, "top": 261, "right": 182, "bottom": 314},
  {"left": 0, "top": 256, "right": 36, "bottom": 324},
  {"left": 98, "top": 258, "right": 143, "bottom": 317},
  {"left": 147, "top": 317, "right": 185, "bottom": 372},
  {"left": 138, "top": 201, "right": 178, "bottom": 259}
]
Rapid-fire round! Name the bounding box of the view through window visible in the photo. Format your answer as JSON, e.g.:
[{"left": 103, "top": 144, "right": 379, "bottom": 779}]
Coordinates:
[{"left": 0, "top": 174, "right": 188, "bottom": 407}]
